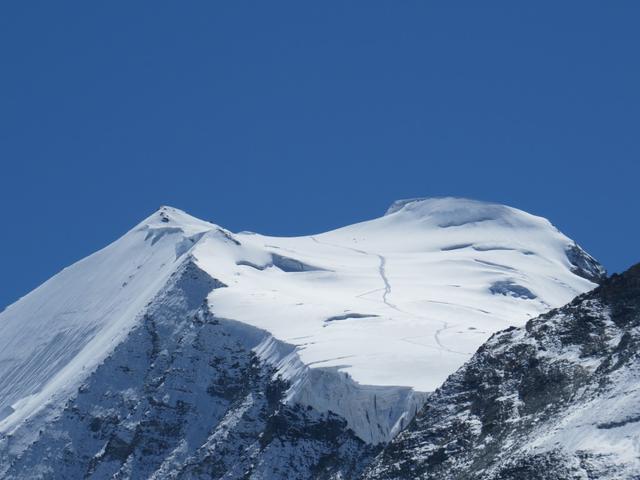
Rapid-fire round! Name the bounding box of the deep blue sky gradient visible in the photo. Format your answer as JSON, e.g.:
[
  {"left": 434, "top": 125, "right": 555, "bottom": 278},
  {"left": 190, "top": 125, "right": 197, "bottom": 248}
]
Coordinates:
[{"left": 2, "top": 2, "right": 639, "bottom": 308}]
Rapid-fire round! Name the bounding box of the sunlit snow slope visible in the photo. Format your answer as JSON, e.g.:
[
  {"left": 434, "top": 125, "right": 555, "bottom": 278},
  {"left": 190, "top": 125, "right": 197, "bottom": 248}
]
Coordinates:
[{"left": 0, "top": 198, "right": 603, "bottom": 445}]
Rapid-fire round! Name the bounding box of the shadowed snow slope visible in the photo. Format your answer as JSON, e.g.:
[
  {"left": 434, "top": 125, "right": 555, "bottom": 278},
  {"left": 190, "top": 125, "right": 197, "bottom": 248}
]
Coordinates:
[{"left": 0, "top": 199, "right": 601, "bottom": 449}]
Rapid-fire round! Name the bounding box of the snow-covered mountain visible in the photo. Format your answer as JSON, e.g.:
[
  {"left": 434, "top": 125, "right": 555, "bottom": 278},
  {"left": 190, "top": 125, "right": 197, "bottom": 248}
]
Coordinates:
[
  {"left": 0, "top": 198, "right": 604, "bottom": 478},
  {"left": 364, "top": 262, "right": 640, "bottom": 479}
]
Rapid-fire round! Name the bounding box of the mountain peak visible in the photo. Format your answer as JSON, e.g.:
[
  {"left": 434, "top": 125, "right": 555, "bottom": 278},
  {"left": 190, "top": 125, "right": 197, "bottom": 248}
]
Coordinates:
[
  {"left": 385, "top": 196, "right": 483, "bottom": 216},
  {"left": 0, "top": 198, "right": 606, "bottom": 469},
  {"left": 138, "top": 205, "right": 216, "bottom": 236},
  {"left": 383, "top": 196, "right": 551, "bottom": 231}
]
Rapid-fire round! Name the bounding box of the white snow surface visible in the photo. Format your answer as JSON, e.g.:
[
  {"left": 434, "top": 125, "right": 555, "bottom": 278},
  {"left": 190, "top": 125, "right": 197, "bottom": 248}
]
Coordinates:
[{"left": 0, "top": 198, "right": 598, "bottom": 444}]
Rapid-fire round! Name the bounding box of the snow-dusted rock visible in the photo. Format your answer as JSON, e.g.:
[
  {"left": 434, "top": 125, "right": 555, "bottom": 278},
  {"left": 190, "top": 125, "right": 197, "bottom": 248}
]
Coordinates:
[{"left": 364, "top": 263, "right": 640, "bottom": 479}]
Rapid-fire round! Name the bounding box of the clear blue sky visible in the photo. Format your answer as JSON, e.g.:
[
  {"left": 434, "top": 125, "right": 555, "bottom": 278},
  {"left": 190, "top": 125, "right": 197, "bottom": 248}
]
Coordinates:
[{"left": 2, "top": 2, "right": 639, "bottom": 309}]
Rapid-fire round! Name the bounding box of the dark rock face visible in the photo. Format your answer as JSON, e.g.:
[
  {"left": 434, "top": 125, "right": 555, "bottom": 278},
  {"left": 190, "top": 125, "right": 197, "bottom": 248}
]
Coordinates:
[
  {"left": 565, "top": 243, "right": 607, "bottom": 284},
  {"left": 0, "top": 262, "right": 375, "bottom": 479},
  {"left": 363, "top": 264, "right": 640, "bottom": 480}
]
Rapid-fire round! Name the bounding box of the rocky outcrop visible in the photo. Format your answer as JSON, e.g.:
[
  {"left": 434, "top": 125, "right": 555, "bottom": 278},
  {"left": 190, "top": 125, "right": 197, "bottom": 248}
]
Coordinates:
[
  {"left": 364, "top": 264, "right": 640, "bottom": 479},
  {"left": 565, "top": 243, "right": 607, "bottom": 284}
]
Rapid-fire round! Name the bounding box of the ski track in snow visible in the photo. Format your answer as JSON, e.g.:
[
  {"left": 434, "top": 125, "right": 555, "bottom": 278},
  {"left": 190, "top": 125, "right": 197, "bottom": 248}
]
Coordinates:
[
  {"left": 356, "top": 288, "right": 386, "bottom": 299},
  {"left": 433, "top": 321, "right": 468, "bottom": 356},
  {"left": 310, "top": 236, "right": 462, "bottom": 355},
  {"left": 376, "top": 253, "right": 400, "bottom": 311},
  {"left": 311, "top": 236, "right": 402, "bottom": 312}
]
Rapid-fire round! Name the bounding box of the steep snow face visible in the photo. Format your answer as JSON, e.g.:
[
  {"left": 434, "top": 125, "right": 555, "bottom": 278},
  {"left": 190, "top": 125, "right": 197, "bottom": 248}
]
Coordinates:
[
  {"left": 0, "top": 207, "right": 215, "bottom": 433},
  {"left": 0, "top": 199, "right": 601, "bottom": 446}
]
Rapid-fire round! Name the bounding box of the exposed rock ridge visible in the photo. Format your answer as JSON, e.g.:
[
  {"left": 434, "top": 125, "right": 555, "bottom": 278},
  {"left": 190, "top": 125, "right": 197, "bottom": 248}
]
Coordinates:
[{"left": 363, "top": 264, "right": 640, "bottom": 480}]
